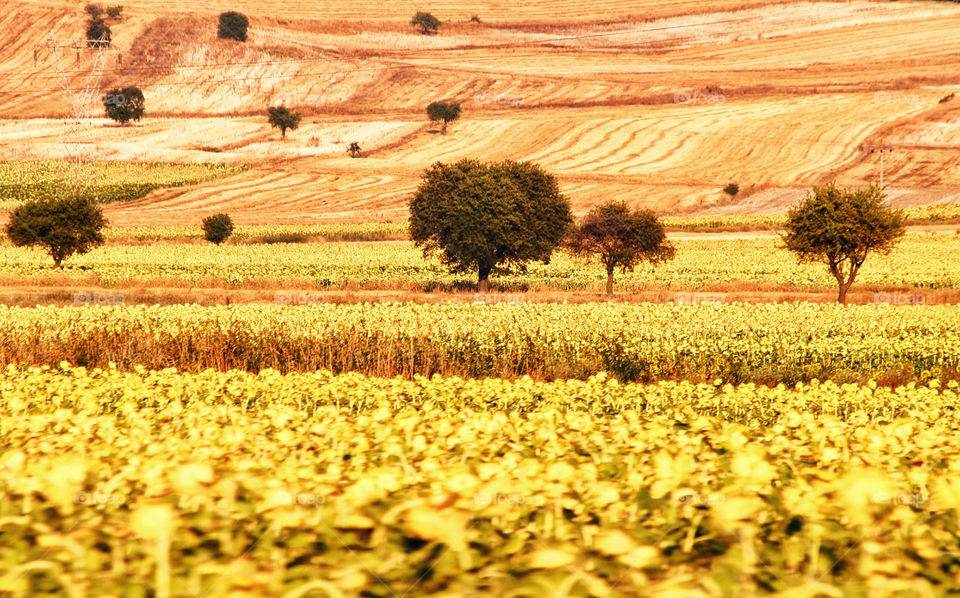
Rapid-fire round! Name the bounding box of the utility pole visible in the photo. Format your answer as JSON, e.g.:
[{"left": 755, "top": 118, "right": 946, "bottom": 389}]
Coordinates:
[
  {"left": 880, "top": 150, "right": 885, "bottom": 188},
  {"left": 869, "top": 146, "right": 892, "bottom": 188}
]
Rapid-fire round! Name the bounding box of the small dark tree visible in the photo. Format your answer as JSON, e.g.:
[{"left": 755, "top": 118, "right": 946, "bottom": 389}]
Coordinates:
[
  {"left": 6, "top": 197, "right": 106, "bottom": 268},
  {"left": 103, "top": 87, "right": 144, "bottom": 125},
  {"left": 86, "top": 18, "right": 112, "bottom": 47},
  {"left": 202, "top": 214, "right": 234, "bottom": 245},
  {"left": 410, "top": 159, "right": 572, "bottom": 292},
  {"left": 84, "top": 3, "right": 104, "bottom": 18},
  {"left": 723, "top": 182, "right": 739, "bottom": 196},
  {"left": 267, "top": 106, "right": 301, "bottom": 139},
  {"left": 106, "top": 5, "right": 124, "bottom": 20},
  {"left": 566, "top": 202, "right": 675, "bottom": 296},
  {"left": 218, "top": 11, "right": 249, "bottom": 42},
  {"left": 347, "top": 142, "right": 362, "bottom": 158},
  {"left": 426, "top": 101, "right": 461, "bottom": 134},
  {"left": 783, "top": 182, "right": 905, "bottom": 304},
  {"left": 411, "top": 12, "right": 441, "bottom": 35}
]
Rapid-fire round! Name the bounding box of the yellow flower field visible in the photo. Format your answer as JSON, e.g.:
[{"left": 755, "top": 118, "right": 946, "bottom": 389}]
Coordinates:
[
  {"left": 41, "top": 200, "right": 960, "bottom": 243},
  {"left": 1, "top": 366, "right": 958, "bottom": 596},
  {"left": 75, "top": 201, "right": 960, "bottom": 242},
  {"left": 2, "top": 234, "right": 960, "bottom": 290},
  {"left": 0, "top": 161, "right": 245, "bottom": 210},
  {"left": 1, "top": 302, "right": 957, "bottom": 383},
  {"left": 101, "top": 223, "right": 408, "bottom": 242},
  {"left": 659, "top": 203, "right": 960, "bottom": 230}
]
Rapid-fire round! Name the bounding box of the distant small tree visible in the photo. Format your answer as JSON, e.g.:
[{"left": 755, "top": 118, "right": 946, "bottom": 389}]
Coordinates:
[
  {"left": 426, "top": 101, "right": 461, "bottom": 134},
  {"left": 103, "top": 87, "right": 144, "bottom": 125},
  {"left": 86, "top": 17, "right": 111, "bottom": 47},
  {"left": 723, "top": 182, "right": 739, "bottom": 196},
  {"left": 106, "top": 5, "right": 123, "bottom": 20},
  {"left": 267, "top": 106, "right": 301, "bottom": 139},
  {"left": 566, "top": 201, "right": 675, "bottom": 296},
  {"left": 218, "top": 11, "right": 249, "bottom": 42},
  {"left": 6, "top": 197, "right": 106, "bottom": 268},
  {"left": 347, "top": 142, "right": 362, "bottom": 158},
  {"left": 202, "top": 214, "right": 234, "bottom": 245},
  {"left": 411, "top": 12, "right": 441, "bottom": 35},
  {"left": 783, "top": 182, "right": 905, "bottom": 304},
  {"left": 410, "top": 159, "right": 572, "bottom": 292},
  {"left": 84, "top": 3, "right": 104, "bottom": 18}
]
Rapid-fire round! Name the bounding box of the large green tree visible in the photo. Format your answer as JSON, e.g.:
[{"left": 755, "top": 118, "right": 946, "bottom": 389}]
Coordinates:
[
  {"left": 783, "top": 182, "right": 905, "bottom": 304},
  {"left": 410, "top": 159, "right": 572, "bottom": 292},
  {"left": 566, "top": 201, "right": 675, "bottom": 296},
  {"left": 6, "top": 197, "right": 106, "bottom": 268}
]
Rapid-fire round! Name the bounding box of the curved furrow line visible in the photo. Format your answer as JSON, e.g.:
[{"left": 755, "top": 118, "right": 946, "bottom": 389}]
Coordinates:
[{"left": 547, "top": 118, "right": 640, "bottom": 172}]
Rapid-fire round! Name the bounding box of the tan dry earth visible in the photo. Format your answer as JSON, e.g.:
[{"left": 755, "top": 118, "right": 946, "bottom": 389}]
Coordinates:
[{"left": 1, "top": 0, "right": 959, "bottom": 224}]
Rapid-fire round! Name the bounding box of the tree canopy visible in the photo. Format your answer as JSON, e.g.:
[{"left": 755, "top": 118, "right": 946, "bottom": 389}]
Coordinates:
[
  {"left": 218, "top": 12, "right": 249, "bottom": 42},
  {"left": 426, "top": 102, "right": 461, "bottom": 134},
  {"left": 566, "top": 201, "right": 675, "bottom": 296},
  {"left": 409, "top": 159, "right": 572, "bottom": 292},
  {"left": 411, "top": 12, "right": 442, "bottom": 34},
  {"left": 103, "top": 87, "right": 145, "bottom": 125},
  {"left": 783, "top": 182, "right": 905, "bottom": 304},
  {"left": 202, "top": 213, "right": 234, "bottom": 245},
  {"left": 267, "top": 106, "right": 302, "bottom": 139},
  {"left": 6, "top": 196, "right": 106, "bottom": 267},
  {"left": 86, "top": 17, "right": 111, "bottom": 47}
]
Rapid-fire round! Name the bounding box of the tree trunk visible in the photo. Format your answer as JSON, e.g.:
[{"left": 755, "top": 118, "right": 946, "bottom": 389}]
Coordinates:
[
  {"left": 606, "top": 266, "right": 615, "bottom": 297},
  {"left": 835, "top": 260, "right": 862, "bottom": 305},
  {"left": 837, "top": 281, "right": 852, "bottom": 305},
  {"left": 829, "top": 261, "right": 848, "bottom": 305},
  {"left": 478, "top": 265, "right": 491, "bottom": 294},
  {"left": 441, "top": 120, "right": 448, "bottom": 134}
]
